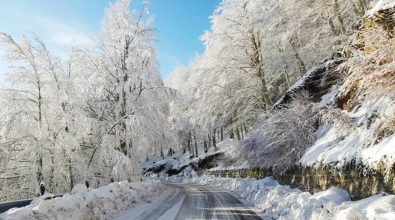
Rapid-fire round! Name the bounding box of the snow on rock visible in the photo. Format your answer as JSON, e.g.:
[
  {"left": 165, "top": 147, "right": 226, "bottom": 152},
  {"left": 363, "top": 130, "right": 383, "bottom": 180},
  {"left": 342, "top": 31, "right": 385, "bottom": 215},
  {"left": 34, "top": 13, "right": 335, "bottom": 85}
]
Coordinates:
[
  {"left": 185, "top": 175, "right": 395, "bottom": 219},
  {"left": 0, "top": 180, "right": 166, "bottom": 220},
  {"left": 273, "top": 58, "right": 344, "bottom": 109},
  {"left": 300, "top": 87, "right": 395, "bottom": 171},
  {"left": 142, "top": 138, "right": 240, "bottom": 176},
  {"left": 368, "top": 0, "right": 395, "bottom": 16},
  {"left": 178, "top": 166, "right": 198, "bottom": 178}
]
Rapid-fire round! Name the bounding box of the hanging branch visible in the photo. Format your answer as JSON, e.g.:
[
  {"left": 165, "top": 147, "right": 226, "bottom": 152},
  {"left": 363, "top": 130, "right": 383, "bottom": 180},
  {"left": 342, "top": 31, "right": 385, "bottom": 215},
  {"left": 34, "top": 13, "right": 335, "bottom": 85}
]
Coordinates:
[{"left": 87, "top": 114, "right": 132, "bottom": 167}]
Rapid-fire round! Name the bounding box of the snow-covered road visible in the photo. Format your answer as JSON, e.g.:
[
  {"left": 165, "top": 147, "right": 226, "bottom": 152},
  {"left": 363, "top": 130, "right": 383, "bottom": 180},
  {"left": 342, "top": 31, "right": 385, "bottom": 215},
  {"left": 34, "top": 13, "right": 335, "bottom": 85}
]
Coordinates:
[{"left": 116, "top": 183, "right": 262, "bottom": 220}]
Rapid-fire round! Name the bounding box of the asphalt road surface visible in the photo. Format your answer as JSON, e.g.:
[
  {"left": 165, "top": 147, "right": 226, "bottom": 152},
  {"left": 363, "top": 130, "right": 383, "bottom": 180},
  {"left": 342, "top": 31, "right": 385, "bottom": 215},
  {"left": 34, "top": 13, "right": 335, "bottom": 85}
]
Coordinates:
[{"left": 117, "top": 183, "right": 262, "bottom": 220}]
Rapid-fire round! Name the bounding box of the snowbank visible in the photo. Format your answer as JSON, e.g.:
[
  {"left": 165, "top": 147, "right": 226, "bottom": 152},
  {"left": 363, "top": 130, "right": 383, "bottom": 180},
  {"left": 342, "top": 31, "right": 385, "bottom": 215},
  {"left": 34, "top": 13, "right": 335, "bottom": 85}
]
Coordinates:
[
  {"left": 0, "top": 180, "right": 166, "bottom": 220},
  {"left": 186, "top": 175, "right": 395, "bottom": 219}
]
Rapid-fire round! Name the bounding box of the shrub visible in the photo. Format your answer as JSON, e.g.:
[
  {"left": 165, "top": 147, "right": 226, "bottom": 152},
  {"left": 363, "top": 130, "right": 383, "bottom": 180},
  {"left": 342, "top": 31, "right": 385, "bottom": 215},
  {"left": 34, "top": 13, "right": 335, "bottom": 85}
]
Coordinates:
[{"left": 240, "top": 95, "right": 318, "bottom": 174}]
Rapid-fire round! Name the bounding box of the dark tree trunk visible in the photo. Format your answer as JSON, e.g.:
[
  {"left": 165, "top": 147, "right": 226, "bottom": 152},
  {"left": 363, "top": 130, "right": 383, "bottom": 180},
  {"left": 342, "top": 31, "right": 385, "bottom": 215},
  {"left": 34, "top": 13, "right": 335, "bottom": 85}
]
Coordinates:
[
  {"left": 333, "top": 0, "right": 346, "bottom": 35},
  {"left": 208, "top": 133, "right": 212, "bottom": 148},
  {"left": 213, "top": 129, "right": 217, "bottom": 149},
  {"left": 236, "top": 127, "right": 241, "bottom": 141},
  {"left": 230, "top": 128, "right": 234, "bottom": 139},
  {"left": 194, "top": 135, "right": 198, "bottom": 157},
  {"left": 188, "top": 139, "right": 193, "bottom": 158}
]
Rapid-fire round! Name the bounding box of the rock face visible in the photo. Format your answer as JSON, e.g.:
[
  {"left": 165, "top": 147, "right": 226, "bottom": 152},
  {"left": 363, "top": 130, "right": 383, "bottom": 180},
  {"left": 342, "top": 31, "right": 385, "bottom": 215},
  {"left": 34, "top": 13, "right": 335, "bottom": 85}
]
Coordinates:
[
  {"left": 144, "top": 152, "right": 224, "bottom": 176},
  {"left": 273, "top": 57, "right": 345, "bottom": 109},
  {"left": 206, "top": 160, "right": 395, "bottom": 200}
]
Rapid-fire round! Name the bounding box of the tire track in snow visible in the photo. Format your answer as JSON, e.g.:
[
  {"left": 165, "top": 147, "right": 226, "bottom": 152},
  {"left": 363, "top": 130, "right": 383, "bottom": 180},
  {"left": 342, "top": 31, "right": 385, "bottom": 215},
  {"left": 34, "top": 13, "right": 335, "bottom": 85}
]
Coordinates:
[{"left": 118, "top": 183, "right": 262, "bottom": 220}]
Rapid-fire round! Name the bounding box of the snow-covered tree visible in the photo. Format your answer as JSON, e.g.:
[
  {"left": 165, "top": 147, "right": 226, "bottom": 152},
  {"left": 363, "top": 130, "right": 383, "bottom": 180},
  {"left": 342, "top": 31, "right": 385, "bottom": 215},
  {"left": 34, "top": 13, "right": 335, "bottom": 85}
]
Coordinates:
[
  {"left": 80, "top": 0, "right": 175, "bottom": 180},
  {"left": 0, "top": 0, "right": 176, "bottom": 201},
  {"left": 0, "top": 33, "right": 89, "bottom": 200},
  {"left": 166, "top": 0, "right": 371, "bottom": 150}
]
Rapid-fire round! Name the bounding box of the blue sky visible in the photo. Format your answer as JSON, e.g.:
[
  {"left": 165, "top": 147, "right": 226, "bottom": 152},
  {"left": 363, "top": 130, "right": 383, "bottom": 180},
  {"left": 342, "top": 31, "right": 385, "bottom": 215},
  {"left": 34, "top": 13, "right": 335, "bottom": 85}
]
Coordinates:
[{"left": 0, "top": 0, "right": 219, "bottom": 79}]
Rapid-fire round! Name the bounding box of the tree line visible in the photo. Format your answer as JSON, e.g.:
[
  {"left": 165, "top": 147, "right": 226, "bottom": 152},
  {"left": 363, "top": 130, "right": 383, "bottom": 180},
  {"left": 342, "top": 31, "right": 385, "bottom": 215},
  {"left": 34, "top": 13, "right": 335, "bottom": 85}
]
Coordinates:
[{"left": 0, "top": 0, "right": 174, "bottom": 202}]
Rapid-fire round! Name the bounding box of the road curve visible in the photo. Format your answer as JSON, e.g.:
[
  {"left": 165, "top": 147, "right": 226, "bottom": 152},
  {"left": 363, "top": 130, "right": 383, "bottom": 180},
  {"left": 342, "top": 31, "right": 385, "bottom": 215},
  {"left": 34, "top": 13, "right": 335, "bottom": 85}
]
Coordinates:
[{"left": 117, "top": 183, "right": 262, "bottom": 220}]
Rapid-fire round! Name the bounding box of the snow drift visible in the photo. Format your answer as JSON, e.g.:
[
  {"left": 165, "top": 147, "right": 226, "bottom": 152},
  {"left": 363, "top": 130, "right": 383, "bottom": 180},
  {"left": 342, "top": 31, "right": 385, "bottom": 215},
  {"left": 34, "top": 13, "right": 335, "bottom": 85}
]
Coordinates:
[{"left": 0, "top": 180, "right": 166, "bottom": 220}]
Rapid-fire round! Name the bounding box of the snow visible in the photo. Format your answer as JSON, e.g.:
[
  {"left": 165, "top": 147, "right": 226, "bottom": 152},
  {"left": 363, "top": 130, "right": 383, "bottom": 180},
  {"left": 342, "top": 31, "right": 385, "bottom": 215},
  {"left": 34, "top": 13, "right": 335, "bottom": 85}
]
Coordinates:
[
  {"left": 183, "top": 175, "right": 395, "bottom": 219},
  {"left": 273, "top": 66, "right": 319, "bottom": 108},
  {"left": 300, "top": 124, "right": 362, "bottom": 166},
  {"left": 300, "top": 90, "right": 395, "bottom": 171},
  {"left": 71, "top": 184, "right": 88, "bottom": 195},
  {"left": 0, "top": 180, "right": 166, "bottom": 220},
  {"left": 320, "top": 86, "right": 340, "bottom": 106},
  {"left": 368, "top": 0, "right": 395, "bottom": 16},
  {"left": 156, "top": 197, "right": 185, "bottom": 220},
  {"left": 115, "top": 186, "right": 184, "bottom": 220},
  {"left": 142, "top": 138, "right": 241, "bottom": 175},
  {"left": 304, "top": 122, "right": 395, "bottom": 169}
]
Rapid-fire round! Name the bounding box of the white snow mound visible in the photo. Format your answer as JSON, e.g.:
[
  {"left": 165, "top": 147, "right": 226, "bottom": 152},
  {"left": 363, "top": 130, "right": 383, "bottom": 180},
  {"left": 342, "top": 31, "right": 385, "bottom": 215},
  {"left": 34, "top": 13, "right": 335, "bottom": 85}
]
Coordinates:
[{"left": 0, "top": 180, "right": 166, "bottom": 220}]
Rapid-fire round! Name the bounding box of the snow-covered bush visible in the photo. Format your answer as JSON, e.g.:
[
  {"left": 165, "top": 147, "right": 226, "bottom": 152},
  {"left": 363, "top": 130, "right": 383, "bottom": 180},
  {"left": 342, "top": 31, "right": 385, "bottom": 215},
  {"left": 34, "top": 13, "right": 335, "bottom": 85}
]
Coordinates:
[{"left": 241, "top": 95, "right": 318, "bottom": 173}]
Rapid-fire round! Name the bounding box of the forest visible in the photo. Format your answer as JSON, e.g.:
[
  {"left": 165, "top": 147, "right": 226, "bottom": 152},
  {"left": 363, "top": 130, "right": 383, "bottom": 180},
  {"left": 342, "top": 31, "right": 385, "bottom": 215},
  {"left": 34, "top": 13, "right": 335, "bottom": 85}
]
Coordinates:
[{"left": 1, "top": 0, "right": 395, "bottom": 212}]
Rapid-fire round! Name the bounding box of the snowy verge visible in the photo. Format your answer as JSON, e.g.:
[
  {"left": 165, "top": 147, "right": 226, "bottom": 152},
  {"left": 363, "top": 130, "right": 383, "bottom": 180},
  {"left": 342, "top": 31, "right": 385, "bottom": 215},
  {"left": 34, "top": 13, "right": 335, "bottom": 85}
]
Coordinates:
[
  {"left": 183, "top": 175, "right": 395, "bottom": 220},
  {"left": 0, "top": 180, "right": 166, "bottom": 220}
]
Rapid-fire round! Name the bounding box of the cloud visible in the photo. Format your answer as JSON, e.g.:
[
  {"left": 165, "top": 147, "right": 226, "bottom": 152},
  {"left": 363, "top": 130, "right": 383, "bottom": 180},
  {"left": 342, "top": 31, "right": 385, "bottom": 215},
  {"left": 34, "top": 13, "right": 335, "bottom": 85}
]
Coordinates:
[
  {"left": 0, "top": 4, "right": 94, "bottom": 57},
  {"left": 32, "top": 15, "right": 94, "bottom": 49},
  {"left": 0, "top": 6, "right": 95, "bottom": 79}
]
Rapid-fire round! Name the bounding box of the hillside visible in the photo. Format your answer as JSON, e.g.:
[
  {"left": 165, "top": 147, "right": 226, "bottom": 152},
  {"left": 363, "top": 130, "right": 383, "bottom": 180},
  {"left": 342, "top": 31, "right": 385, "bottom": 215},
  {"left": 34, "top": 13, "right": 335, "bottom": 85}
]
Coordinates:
[{"left": 163, "top": 0, "right": 395, "bottom": 195}]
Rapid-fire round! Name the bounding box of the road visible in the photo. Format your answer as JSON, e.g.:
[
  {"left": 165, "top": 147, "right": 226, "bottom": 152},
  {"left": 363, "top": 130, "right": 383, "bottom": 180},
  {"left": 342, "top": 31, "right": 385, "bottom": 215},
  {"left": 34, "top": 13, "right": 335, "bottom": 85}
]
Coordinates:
[
  {"left": 116, "top": 183, "right": 262, "bottom": 220},
  {"left": 0, "top": 199, "right": 32, "bottom": 214}
]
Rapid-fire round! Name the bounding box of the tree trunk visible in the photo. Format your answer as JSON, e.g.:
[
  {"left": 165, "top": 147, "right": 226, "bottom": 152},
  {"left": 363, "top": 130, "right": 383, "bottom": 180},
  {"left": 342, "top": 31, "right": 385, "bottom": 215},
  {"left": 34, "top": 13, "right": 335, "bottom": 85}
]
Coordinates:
[
  {"left": 328, "top": 17, "right": 340, "bottom": 36},
  {"left": 63, "top": 149, "right": 74, "bottom": 191},
  {"left": 236, "top": 127, "right": 241, "bottom": 141},
  {"left": 213, "top": 129, "right": 217, "bottom": 149},
  {"left": 333, "top": 0, "right": 346, "bottom": 35},
  {"left": 49, "top": 149, "right": 55, "bottom": 193},
  {"left": 208, "top": 133, "right": 212, "bottom": 148},
  {"left": 220, "top": 127, "right": 224, "bottom": 141},
  {"left": 244, "top": 123, "right": 248, "bottom": 133},
  {"left": 36, "top": 75, "right": 44, "bottom": 188},
  {"left": 288, "top": 33, "right": 307, "bottom": 77},
  {"left": 36, "top": 155, "right": 43, "bottom": 185},
  {"left": 230, "top": 128, "right": 234, "bottom": 139},
  {"left": 351, "top": 0, "right": 366, "bottom": 17},
  {"left": 160, "top": 146, "right": 164, "bottom": 159},
  {"left": 187, "top": 138, "right": 193, "bottom": 158},
  {"left": 283, "top": 65, "right": 291, "bottom": 88},
  {"left": 250, "top": 31, "right": 272, "bottom": 110},
  {"left": 193, "top": 135, "right": 198, "bottom": 157}
]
